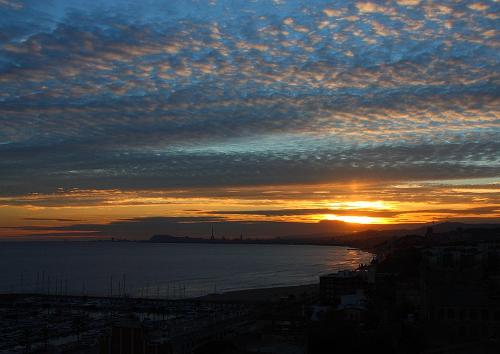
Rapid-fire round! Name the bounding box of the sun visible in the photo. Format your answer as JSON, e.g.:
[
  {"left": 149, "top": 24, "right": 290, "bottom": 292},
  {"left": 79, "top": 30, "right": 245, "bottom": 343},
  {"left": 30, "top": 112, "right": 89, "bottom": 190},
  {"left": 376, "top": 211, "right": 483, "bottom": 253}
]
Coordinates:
[{"left": 324, "top": 214, "right": 384, "bottom": 224}]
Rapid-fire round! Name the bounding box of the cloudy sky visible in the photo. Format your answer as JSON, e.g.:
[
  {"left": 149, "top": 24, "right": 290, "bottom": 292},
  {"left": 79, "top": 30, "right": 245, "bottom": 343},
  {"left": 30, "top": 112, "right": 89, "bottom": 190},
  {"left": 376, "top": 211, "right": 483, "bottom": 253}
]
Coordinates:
[{"left": 0, "top": 0, "right": 498, "bottom": 240}]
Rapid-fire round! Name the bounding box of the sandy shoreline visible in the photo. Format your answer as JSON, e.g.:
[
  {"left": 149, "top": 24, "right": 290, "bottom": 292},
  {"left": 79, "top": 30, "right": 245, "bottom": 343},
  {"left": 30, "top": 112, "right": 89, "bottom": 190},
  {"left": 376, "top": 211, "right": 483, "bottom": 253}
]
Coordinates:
[{"left": 196, "top": 283, "right": 319, "bottom": 303}]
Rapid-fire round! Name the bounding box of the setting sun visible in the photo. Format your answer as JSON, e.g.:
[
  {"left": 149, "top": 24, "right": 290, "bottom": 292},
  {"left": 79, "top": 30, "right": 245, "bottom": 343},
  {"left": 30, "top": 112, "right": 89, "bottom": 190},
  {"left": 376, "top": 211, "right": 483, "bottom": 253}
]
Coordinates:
[{"left": 323, "top": 214, "right": 386, "bottom": 224}]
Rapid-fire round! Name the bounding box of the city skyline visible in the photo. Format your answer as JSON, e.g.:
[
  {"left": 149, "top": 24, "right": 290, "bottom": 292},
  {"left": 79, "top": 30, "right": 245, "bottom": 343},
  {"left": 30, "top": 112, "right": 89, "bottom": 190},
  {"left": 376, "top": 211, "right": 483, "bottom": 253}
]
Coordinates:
[{"left": 0, "top": 0, "right": 499, "bottom": 239}]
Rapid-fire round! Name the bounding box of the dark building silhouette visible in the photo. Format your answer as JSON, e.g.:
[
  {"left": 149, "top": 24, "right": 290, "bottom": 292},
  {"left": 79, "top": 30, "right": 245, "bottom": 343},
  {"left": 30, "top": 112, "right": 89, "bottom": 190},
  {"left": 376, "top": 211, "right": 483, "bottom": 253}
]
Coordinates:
[
  {"left": 312, "top": 232, "right": 500, "bottom": 354},
  {"left": 319, "top": 270, "right": 366, "bottom": 306},
  {"left": 421, "top": 243, "right": 500, "bottom": 348}
]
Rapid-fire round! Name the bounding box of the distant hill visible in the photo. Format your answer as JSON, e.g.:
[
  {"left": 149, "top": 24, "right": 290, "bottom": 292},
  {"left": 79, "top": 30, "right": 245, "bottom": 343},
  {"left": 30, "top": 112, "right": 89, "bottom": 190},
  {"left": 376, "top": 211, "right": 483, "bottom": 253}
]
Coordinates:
[
  {"left": 411, "top": 222, "right": 500, "bottom": 235},
  {"left": 336, "top": 223, "right": 500, "bottom": 252},
  {"left": 262, "top": 222, "right": 500, "bottom": 250}
]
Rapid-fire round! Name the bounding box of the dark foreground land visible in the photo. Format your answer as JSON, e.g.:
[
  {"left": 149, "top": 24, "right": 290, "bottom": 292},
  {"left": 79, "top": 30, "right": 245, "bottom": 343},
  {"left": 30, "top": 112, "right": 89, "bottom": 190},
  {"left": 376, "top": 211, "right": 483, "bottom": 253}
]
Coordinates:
[
  {"left": 1, "top": 226, "right": 500, "bottom": 354},
  {"left": 0, "top": 286, "right": 315, "bottom": 354}
]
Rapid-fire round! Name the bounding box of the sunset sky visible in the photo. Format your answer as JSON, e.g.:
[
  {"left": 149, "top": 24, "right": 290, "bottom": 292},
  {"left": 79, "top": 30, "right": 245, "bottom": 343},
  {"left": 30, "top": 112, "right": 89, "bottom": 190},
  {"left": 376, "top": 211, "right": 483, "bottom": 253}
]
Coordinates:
[{"left": 0, "top": 0, "right": 499, "bottom": 240}]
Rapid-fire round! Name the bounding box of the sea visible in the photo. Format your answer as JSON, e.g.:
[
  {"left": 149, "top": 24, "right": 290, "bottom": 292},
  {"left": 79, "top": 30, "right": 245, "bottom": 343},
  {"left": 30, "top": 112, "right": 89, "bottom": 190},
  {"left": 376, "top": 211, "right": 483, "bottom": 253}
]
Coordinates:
[{"left": 0, "top": 242, "right": 372, "bottom": 298}]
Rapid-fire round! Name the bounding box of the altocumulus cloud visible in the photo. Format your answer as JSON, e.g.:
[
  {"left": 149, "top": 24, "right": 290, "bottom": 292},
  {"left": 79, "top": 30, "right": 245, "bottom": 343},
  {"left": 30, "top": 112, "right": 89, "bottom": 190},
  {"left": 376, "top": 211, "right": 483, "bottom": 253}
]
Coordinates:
[{"left": 0, "top": 0, "right": 499, "bottom": 196}]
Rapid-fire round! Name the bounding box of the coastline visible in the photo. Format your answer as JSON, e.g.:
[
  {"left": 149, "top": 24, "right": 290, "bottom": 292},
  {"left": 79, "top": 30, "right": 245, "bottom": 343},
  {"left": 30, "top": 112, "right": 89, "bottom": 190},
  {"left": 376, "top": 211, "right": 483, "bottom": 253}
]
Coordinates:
[{"left": 197, "top": 283, "right": 319, "bottom": 303}]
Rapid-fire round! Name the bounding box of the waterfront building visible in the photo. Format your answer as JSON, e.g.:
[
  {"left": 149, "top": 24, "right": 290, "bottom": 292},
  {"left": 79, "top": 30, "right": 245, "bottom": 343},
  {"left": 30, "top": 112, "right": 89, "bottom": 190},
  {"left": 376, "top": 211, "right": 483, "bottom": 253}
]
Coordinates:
[
  {"left": 421, "top": 243, "right": 500, "bottom": 346},
  {"left": 100, "top": 319, "right": 172, "bottom": 354},
  {"left": 319, "top": 270, "right": 365, "bottom": 305}
]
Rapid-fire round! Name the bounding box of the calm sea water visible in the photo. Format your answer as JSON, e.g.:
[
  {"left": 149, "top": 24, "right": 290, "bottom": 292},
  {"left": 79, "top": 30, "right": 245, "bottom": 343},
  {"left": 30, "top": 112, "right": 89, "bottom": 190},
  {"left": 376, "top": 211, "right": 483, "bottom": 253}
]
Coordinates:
[{"left": 0, "top": 242, "right": 371, "bottom": 298}]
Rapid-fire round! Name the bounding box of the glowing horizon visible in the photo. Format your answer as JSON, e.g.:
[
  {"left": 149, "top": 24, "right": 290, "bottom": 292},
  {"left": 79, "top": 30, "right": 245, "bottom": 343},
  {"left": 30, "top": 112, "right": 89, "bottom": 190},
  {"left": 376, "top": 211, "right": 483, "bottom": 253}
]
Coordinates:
[
  {"left": 1, "top": 176, "right": 498, "bottom": 239},
  {"left": 323, "top": 214, "right": 387, "bottom": 225},
  {"left": 0, "top": 1, "right": 498, "bottom": 239}
]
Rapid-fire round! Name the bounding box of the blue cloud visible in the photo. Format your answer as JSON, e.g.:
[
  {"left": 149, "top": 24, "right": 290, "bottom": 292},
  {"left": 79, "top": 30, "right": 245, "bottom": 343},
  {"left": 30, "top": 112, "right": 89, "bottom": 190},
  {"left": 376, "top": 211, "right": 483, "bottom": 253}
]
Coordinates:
[{"left": 0, "top": 0, "right": 498, "bottom": 195}]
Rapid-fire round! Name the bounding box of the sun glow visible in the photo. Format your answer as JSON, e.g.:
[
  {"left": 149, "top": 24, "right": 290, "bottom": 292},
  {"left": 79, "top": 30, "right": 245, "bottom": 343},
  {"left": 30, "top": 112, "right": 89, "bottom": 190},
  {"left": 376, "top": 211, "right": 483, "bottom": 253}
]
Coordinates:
[
  {"left": 329, "top": 201, "right": 389, "bottom": 210},
  {"left": 324, "top": 214, "right": 386, "bottom": 224}
]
